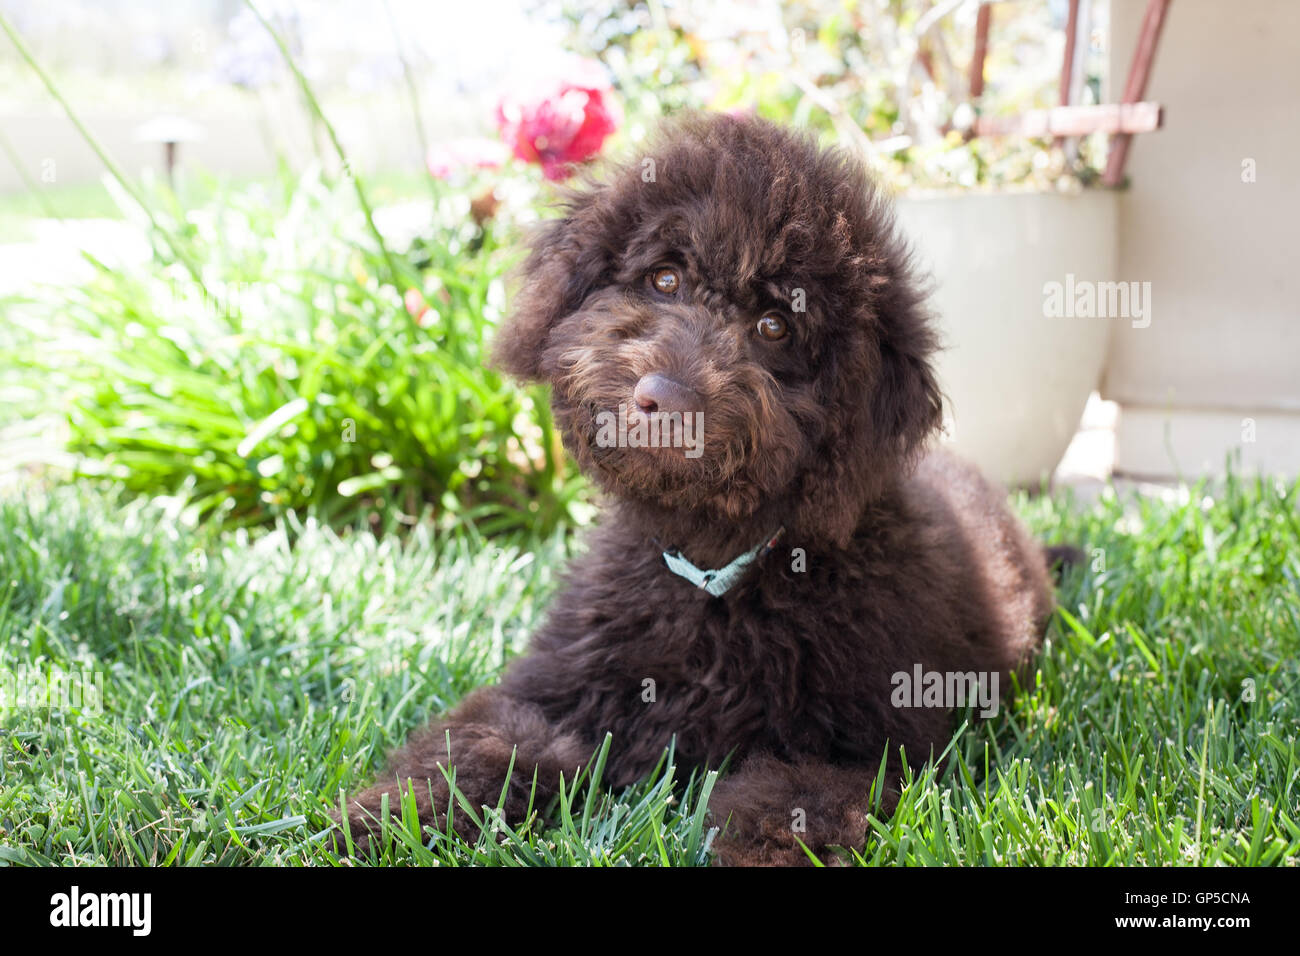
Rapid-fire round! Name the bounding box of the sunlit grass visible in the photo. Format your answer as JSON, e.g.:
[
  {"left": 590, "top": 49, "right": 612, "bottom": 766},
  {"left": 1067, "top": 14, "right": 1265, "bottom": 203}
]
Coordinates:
[{"left": 1, "top": 474, "right": 1296, "bottom": 866}]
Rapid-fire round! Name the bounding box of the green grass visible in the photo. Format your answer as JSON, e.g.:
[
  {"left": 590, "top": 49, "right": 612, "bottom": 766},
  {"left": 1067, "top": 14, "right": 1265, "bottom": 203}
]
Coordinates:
[
  {"left": 0, "top": 169, "right": 472, "bottom": 229},
  {"left": 0, "top": 181, "right": 125, "bottom": 239},
  {"left": 0, "top": 475, "right": 1297, "bottom": 866}
]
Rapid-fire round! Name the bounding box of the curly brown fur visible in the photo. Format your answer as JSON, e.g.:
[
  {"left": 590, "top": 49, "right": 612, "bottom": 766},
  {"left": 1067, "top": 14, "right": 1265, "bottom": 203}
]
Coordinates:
[{"left": 333, "top": 112, "right": 1056, "bottom": 866}]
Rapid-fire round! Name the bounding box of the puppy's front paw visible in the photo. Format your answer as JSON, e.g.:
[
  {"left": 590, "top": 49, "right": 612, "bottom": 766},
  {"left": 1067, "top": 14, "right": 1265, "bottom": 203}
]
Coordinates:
[
  {"left": 323, "top": 800, "right": 385, "bottom": 859},
  {"left": 323, "top": 782, "right": 446, "bottom": 859},
  {"left": 706, "top": 754, "right": 889, "bottom": 866},
  {"left": 709, "top": 796, "right": 866, "bottom": 867}
]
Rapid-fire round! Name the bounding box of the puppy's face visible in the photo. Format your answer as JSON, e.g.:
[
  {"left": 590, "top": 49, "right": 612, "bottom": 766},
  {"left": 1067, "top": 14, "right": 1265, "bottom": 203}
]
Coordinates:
[{"left": 494, "top": 113, "right": 942, "bottom": 545}]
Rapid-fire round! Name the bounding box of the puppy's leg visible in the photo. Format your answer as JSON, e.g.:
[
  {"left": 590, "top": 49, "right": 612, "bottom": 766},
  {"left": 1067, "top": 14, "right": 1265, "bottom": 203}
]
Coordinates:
[
  {"left": 707, "top": 753, "right": 897, "bottom": 867},
  {"left": 331, "top": 687, "right": 591, "bottom": 855}
]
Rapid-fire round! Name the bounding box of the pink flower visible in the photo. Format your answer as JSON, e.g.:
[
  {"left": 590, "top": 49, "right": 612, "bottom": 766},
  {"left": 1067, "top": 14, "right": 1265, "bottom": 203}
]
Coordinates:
[
  {"left": 426, "top": 138, "right": 508, "bottom": 180},
  {"left": 496, "top": 59, "right": 620, "bottom": 181},
  {"left": 404, "top": 288, "right": 430, "bottom": 325}
]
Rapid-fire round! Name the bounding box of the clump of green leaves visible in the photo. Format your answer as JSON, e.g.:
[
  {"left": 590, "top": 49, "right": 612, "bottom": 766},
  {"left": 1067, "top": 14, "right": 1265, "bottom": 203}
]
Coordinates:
[{"left": 7, "top": 170, "right": 586, "bottom": 535}]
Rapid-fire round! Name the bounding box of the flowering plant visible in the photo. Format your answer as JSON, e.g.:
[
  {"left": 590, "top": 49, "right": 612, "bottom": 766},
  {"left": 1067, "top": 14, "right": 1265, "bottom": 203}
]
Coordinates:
[{"left": 495, "top": 58, "right": 621, "bottom": 181}]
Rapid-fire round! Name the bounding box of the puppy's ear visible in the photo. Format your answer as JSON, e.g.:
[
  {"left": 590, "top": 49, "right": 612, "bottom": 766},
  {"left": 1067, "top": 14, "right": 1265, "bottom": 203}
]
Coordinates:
[
  {"left": 794, "top": 289, "right": 943, "bottom": 549},
  {"left": 868, "top": 317, "right": 944, "bottom": 470},
  {"left": 491, "top": 206, "right": 605, "bottom": 383}
]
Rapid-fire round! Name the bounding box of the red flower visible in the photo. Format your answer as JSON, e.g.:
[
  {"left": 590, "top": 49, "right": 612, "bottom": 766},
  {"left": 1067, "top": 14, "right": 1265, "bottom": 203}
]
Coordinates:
[{"left": 497, "top": 59, "right": 620, "bottom": 181}]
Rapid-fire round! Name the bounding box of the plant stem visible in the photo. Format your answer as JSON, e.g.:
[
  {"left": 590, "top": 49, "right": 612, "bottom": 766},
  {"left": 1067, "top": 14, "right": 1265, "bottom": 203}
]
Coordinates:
[
  {"left": 0, "top": 126, "right": 60, "bottom": 220},
  {"left": 243, "top": 0, "right": 403, "bottom": 288},
  {"left": 382, "top": 0, "right": 439, "bottom": 204},
  {"left": 0, "top": 11, "right": 208, "bottom": 291}
]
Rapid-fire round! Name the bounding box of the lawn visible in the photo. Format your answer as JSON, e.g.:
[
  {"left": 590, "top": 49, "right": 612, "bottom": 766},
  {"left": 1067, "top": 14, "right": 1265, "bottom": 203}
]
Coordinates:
[{"left": 1, "top": 474, "right": 1296, "bottom": 866}]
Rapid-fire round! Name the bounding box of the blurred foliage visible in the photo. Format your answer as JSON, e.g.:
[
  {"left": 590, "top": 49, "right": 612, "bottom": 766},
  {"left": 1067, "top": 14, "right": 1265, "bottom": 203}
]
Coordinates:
[
  {"left": 0, "top": 1, "right": 1116, "bottom": 542},
  {"left": 548, "top": 0, "right": 1110, "bottom": 192},
  {"left": 3, "top": 167, "right": 589, "bottom": 536}
]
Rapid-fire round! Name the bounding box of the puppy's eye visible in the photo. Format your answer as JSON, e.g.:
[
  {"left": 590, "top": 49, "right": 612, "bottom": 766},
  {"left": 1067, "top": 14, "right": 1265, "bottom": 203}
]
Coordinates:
[
  {"left": 757, "top": 312, "right": 788, "bottom": 341},
  {"left": 651, "top": 267, "right": 681, "bottom": 295}
]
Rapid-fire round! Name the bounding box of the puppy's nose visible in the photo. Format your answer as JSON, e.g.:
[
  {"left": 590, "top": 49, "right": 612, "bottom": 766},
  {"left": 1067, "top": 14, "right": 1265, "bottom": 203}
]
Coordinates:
[{"left": 633, "top": 373, "right": 701, "bottom": 415}]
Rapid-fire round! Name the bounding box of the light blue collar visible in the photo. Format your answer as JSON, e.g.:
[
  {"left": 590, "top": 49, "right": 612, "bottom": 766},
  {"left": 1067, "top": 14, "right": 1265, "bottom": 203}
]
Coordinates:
[{"left": 662, "top": 527, "right": 784, "bottom": 597}]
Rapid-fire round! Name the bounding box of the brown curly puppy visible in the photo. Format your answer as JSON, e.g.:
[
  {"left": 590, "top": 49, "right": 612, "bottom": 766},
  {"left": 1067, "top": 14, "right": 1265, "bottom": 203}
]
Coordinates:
[{"left": 334, "top": 112, "right": 1056, "bottom": 866}]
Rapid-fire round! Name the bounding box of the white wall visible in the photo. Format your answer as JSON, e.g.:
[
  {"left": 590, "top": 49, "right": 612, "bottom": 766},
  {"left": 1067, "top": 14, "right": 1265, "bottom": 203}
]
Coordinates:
[{"left": 1103, "top": 0, "right": 1300, "bottom": 477}]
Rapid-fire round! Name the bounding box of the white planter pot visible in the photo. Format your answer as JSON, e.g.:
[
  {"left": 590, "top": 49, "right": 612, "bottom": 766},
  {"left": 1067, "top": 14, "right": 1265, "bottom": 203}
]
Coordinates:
[{"left": 895, "top": 190, "right": 1118, "bottom": 487}]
